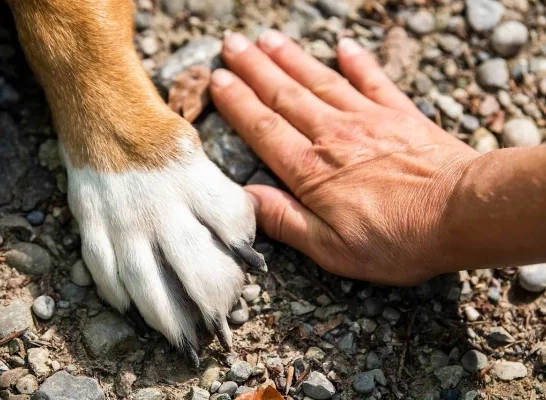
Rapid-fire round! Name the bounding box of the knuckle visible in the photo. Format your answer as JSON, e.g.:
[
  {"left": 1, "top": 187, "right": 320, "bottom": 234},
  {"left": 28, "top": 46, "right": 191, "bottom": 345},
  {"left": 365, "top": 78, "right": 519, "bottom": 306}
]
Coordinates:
[
  {"left": 310, "top": 74, "right": 347, "bottom": 97},
  {"left": 270, "top": 84, "right": 308, "bottom": 114},
  {"left": 253, "top": 111, "right": 283, "bottom": 137}
]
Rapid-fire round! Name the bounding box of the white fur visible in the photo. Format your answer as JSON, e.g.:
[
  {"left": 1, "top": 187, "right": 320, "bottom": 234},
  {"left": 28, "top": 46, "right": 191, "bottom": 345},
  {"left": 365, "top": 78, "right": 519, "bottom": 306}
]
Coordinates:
[{"left": 63, "top": 142, "right": 255, "bottom": 349}]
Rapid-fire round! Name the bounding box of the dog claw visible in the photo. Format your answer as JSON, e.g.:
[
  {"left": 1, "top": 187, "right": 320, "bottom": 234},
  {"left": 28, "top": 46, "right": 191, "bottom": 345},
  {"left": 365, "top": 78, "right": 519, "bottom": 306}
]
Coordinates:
[
  {"left": 183, "top": 345, "right": 200, "bottom": 369},
  {"left": 215, "top": 315, "right": 233, "bottom": 351},
  {"left": 232, "top": 243, "right": 268, "bottom": 273}
]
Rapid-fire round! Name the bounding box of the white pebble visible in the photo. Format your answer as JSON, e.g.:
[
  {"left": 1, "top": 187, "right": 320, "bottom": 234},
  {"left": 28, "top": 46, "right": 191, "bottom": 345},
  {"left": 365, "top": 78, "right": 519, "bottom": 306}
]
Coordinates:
[
  {"left": 464, "top": 306, "right": 480, "bottom": 322},
  {"left": 503, "top": 118, "right": 541, "bottom": 147},
  {"left": 71, "top": 260, "right": 93, "bottom": 287},
  {"left": 32, "top": 296, "right": 55, "bottom": 320}
]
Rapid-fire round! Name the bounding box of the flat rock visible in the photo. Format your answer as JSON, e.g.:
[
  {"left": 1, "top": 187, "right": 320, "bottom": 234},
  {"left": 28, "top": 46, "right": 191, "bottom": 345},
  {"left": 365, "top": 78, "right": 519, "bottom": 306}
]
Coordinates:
[
  {"left": 519, "top": 264, "right": 546, "bottom": 292},
  {"left": 434, "top": 365, "right": 463, "bottom": 389},
  {"left": 353, "top": 371, "right": 375, "bottom": 394},
  {"left": 31, "top": 371, "right": 104, "bottom": 400},
  {"left": 488, "top": 327, "right": 515, "bottom": 347},
  {"left": 466, "top": 0, "right": 504, "bottom": 32},
  {"left": 5, "top": 243, "right": 51, "bottom": 275},
  {"left": 0, "top": 369, "right": 29, "bottom": 389},
  {"left": 16, "top": 374, "right": 38, "bottom": 394},
  {"left": 27, "top": 348, "right": 50, "bottom": 377},
  {"left": 302, "top": 371, "right": 335, "bottom": 400},
  {"left": 82, "top": 311, "right": 140, "bottom": 358},
  {"left": 492, "top": 361, "right": 527, "bottom": 381},
  {"left": 134, "top": 388, "right": 164, "bottom": 400},
  {"left": 461, "top": 350, "right": 488, "bottom": 373},
  {"left": 290, "top": 300, "right": 317, "bottom": 316},
  {"left": 0, "top": 300, "right": 34, "bottom": 338}
]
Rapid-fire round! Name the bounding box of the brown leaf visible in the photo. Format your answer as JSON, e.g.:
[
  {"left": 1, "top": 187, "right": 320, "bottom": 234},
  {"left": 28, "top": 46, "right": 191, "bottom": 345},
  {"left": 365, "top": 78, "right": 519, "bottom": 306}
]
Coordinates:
[
  {"left": 236, "top": 385, "right": 284, "bottom": 400},
  {"left": 380, "top": 27, "right": 421, "bottom": 84},
  {"left": 168, "top": 65, "right": 211, "bottom": 123},
  {"left": 314, "top": 315, "right": 344, "bottom": 337}
]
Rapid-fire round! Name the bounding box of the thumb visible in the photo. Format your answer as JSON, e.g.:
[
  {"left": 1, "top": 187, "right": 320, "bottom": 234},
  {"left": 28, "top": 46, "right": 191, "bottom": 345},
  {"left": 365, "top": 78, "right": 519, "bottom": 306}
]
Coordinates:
[{"left": 245, "top": 185, "right": 330, "bottom": 263}]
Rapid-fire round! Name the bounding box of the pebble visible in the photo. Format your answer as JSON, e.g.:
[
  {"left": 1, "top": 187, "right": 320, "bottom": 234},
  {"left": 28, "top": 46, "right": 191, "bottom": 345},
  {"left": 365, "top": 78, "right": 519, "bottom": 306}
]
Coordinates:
[
  {"left": 0, "top": 215, "right": 34, "bottom": 242},
  {"left": 27, "top": 348, "right": 50, "bottom": 377},
  {"left": 217, "top": 381, "right": 238, "bottom": 396},
  {"left": 438, "top": 35, "right": 463, "bottom": 55},
  {"left": 70, "top": 260, "right": 93, "bottom": 287},
  {"left": 361, "top": 298, "right": 385, "bottom": 318},
  {"left": 5, "top": 242, "right": 51, "bottom": 275},
  {"left": 358, "top": 318, "right": 378, "bottom": 335},
  {"left": 209, "top": 381, "right": 221, "bottom": 393},
  {"left": 434, "top": 365, "right": 463, "bottom": 389},
  {"left": 469, "top": 128, "right": 499, "bottom": 154},
  {"left": 291, "top": 300, "right": 317, "bottom": 316},
  {"left": 530, "top": 57, "right": 546, "bottom": 75},
  {"left": 0, "top": 360, "right": 8, "bottom": 375},
  {"left": 466, "top": 0, "right": 504, "bottom": 32},
  {"left": 491, "top": 21, "right": 529, "bottom": 57},
  {"left": 302, "top": 371, "right": 336, "bottom": 400},
  {"left": 33, "top": 371, "right": 104, "bottom": 400},
  {"left": 336, "top": 332, "right": 356, "bottom": 354},
  {"left": 366, "top": 352, "right": 381, "bottom": 370},
  {"left": 227, "top": 361, "right": 252, "bottom": 384},
  {"left": 488, "top": 286, "right": 501, "bottom": 303},
  {"left": 539, "top": 78, "right": 546, "bottom": 96},
  {"left": 235, "top": 386, "right": 254, "bottom": 397},
  {"left": 461, "top": 350, "right": 488, "bottom": 373},
  {"left": 9, "top": 356, "right": 25, "bottom": 368},
  {"left": 135, "top": 388, "right": 165, "bottom": 400},
  {"left": 503, "top": 118, "right": 541, "bottom": 147},
  {"left": 0, "top": 300, "right": 34, "bottom": 338},
  {"left": 16, "top": 374, "right": 37, "bottom": 394},
  {"left": 417, "top": 100, "right": 436, "bottom": 118},
  {"left": 32, "top": 296, "right": 55, "bottom": 320},
  {"left": 210, "top": 394, "right": 230, "bottom": 400},
  {"left": 461, "top": 115, "right": 480, "bottom": 132},
  {"left": 242, "top": 284, "right": 261, "bottom": 303},
  {"left": 492, "top": 361, "right": 527, "bottom": 381},
  {"left": 291, "top": 0, "right": 324, "bottom": 37},
  {"left": 477, "top": 58, "right": 509, "bottom": 89},
  {"left": 518, "top": 264, "right": 546, "bottom": 292},
  {"left": 229, "top": 298, "right": 249, "bottom": 325},
  {"left": 186, "top": 0, "right": 234, "bottom": 22},
  {"left": 464, "top": 306, "right": 480, "bottom": 321},
  {"left": 382, "top": 307, "right": 401, "bottom": 323},
  {"left": 26, "top": 211, "right": 45, "bottom": 226},
  {"left": 0, "top": 368, "right": 28, "bottom": 389},
  {"left": 429, "top": 350, "right": 449, "bottom": 369},
  {"left": 305, "top": 347, "right": 326, "bottom": 362},
  {"left": 59, "top": 282, "right": 87, "bottom": 303},
  {"left": 435, "top": 94, "right": 463, "bottom": 120},
  {"left": 407, "top": 10, "right": 436, "bottom": 35},
  {"left": 199, "top": 359, "right": 221, "bottom": 390},
  {"left": 488, "top": 327, "right": 515, "bottom": 347},
  {"left": 353, "top": 371, "right": 375, "bottom": 394},
  {"left": 479, "top": 95, "right": 500, "bottom": 117},
  {"left": 82, "top": 311, "right": 140, "bottom": 358},
  {"left": 0, "top": 78, "right": 19, "bottom": 108},
  {"left": 414, "top": 73, "right": 433, "bottom": 95},
  {"left": 38, "top": 139, "right": 62, "bottom": 171},
  {"left": 316, "top": 0, "right": 349, "bottom": 18}
]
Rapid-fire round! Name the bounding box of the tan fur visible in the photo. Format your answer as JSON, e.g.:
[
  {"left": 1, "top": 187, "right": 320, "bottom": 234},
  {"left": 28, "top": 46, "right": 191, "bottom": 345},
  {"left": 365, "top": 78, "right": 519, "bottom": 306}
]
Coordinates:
[{"left": 7, "top": 0, "right": 197, "bottom": 172}]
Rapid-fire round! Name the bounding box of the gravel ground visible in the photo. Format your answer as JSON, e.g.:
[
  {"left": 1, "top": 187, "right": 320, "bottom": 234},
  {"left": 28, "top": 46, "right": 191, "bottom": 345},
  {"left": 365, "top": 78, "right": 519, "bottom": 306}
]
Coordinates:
[{"left": 1, "top": 0, "right": 546, "bottom": 399}]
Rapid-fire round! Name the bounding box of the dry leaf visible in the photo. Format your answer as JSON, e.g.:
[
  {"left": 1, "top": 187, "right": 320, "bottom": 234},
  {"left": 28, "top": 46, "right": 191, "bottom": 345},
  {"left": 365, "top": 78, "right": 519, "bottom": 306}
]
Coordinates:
[
  {"left": 380, "top": 27, "right": 421, "bottom": 84},
  {"left": 236, "top": 385, "right": 284, "bottom": 400},
  {"left": 168, "top": 65, "right": 211, "bottom": 123},
  {"left": 314, "top": 315, "right": 344, "bottom": 337}
]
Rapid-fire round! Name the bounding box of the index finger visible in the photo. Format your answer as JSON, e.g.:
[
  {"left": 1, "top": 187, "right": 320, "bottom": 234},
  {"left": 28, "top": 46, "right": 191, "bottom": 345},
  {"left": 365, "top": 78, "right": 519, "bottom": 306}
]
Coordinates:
[{"left": 210, "top": 68, "right": 312, "bottom": 191}]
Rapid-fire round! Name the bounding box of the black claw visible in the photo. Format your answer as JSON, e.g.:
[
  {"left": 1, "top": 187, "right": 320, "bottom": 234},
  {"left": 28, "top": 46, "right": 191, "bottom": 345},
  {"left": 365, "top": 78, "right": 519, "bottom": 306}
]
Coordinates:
[
  {"left": 184, "top": 345, "right": 200, "bottom": 369},
  {"left": 215, "top": 315, "right": 233, "bottom": 351},
  {"left": 232, "top": 242, "right": 268, "bottom": 273}
]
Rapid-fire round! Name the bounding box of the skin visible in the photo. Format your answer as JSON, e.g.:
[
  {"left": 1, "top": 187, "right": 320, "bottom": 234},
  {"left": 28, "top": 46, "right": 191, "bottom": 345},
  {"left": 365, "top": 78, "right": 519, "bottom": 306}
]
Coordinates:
[{"left": 210, "top": 31, "right": 546, "bottom": 286}]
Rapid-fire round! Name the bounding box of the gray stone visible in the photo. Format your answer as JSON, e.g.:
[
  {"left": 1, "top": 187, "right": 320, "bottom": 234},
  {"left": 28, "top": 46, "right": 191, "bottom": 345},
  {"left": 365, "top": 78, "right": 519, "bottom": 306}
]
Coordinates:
[
  {"left": 469, "top": 128, "right": 499, "bottom": 154},
  {"left": 59, "top": 282, "right": 87, "bottom": 303},
  {"left": 0, "top": 300, "right": 34, "bottom": 338},
  {"left": 375, "top": 324, "right": 393, "bottom": 343},
  {"left": 491, "top": 21, "right": 529, "bottom": 57},
  {"left": 161, "top": 0, "right": 184, "bottom": 17},
  {"left": 361, "top": 298, "right": 384, "bottom": 318},
  {"left": 156, "top": 36, "right": 222, "bottom": 89},
  {"left": 242, "top": 285, "right": 261, "bottom": 303},
  {"left": 353, "top": 371, "right": 375, "bottom": 394},
  {"left": 488, "top": 286, "right": 501, "bottom": 303},
  {"left": 217, "top": 381, "right": 237, "bottom": 396},
  {"left": 187, "top": 386, "right": 209, "bottom": 400},
  {"left": 503, "top": 118, "right": 541, "bottom": 147},
  {"left": 434, "top": 365, "right": 463, "bottom": 389},
  {"left": 31, "top": 371, "right": 104, "bottom": 400},
  {"left": 0, "top": 215, "right": 34, "bottom": 242},
  {"left": 313, "top": 304, "right": 348, "bottom": 321},
  {"left": 0, "top": 368, "right": 28, "bottom": 389},
  {"left": 316, "top": 0, "right": 349, "bottom": 18},
  {"left": 0, "top": 360, "right": 8, "bottom": 375},
  {"left": 366, "top": 352, "right": 381, "bottom": 370},
  {"left": 302, "top": 371, "right": 335, "bottom": 400},
  {"left": 291, "top": 1, "right": 323, "bottom": 36},
  {"left": 519, "top": 264, "right": 546, "bottom": 292},
  {"left": 186, "top": 0, "right": 234, "bottom": 22},
  {"left": 488, "top": 327, "right": 515, "bottom": 347},
  {"left": 465, "top": 390, "right": 478, "bottom": 400},
  {"left": 210, "top": 394, "right": 230, "bottom": 400},
  {"left": 229, "top": 298, "right": 249, "bottom": 325},
  {"left": 438, "top": 35, "right": 463, "bottom": 55},
  {"left": 429, "top": 350, "right": 449, "bottom": 369},
  {"left": 407, "top": 10, "right": 435, "bottom": 35},
  {"left": 417, "top": 100, "right": 436, "bottom": 118},
  {"left": 435, "top": 94, "right": 464, "bottom": 120},
  {"left": 199, "top": 359, "right": 220, "bottom": 390},
  {"left": 492, "top": 361, "right": 527, "bottom": 381},
  {"left": 461, "top": 115, "right": 480, "bottom": 132},
  {"left": 82, "top": 311, "right": 140, "bottom": 358},
  {"left": 466, "top": 0, "right": 504, "bottom": 32},
  {"left": 336, "top": 332, "right": 356, "bottom": 354},
  {"left": 27, "top": 348, "right": 50, "bottom": 378},
  {"left": 70, "top": 260, "right": 93, "bottom": 287},
  {"left": 5, "top": 243, "right": 51, "bottom": 275},
  {"left": 358, "top": 318, "right": 378, "bottom": 334},
  {"left": 227, "top": 361, "right": 252, "bottom": 384},
  {"left": 305, "top": 347, "right": 326, "bottom": 362},
  {"left": 209, "top": 381, "right": 221, "bottom": 393},
  {"left": 16, "top": 375, "right": 38, "bottom": 394},
  {"left": 26, "top": 211, "right": 45, "bottom": 226},
  {"left": 476, "top": 59, "right": 509, "bottom": 89},
  {"left": 0, "top": 78, "right": 19, "bottom": 108},
  {"left": 464, "top": 306, "right": 480, "bottom": 322},
  {"left": 461, "top": 350, "right": 488, "bottom": 373},
  {"left": 32, "top": 296, "right": 55, "bottom": 320},
  {"left": 290, "top": 301, "right": 316, "bottom": 316},
  {"left": 235, "top": 386, "right": 254, "bottom": 397},
  {"left": 200, "top": 113, "right": 259, "bottom": 184},
  {"left": 382, "top": 307, "right": 400, "bottom": 323}
]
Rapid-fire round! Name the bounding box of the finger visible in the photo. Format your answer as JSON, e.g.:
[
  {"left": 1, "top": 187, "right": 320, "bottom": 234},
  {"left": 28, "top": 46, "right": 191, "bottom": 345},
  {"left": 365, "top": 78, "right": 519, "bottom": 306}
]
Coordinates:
[
  {"left": 244, "top": 185, "right": 337, "bottom": 269},
  {"left": 257, "top": 30, "right": 379, "bottom": 113},
  {"left": 337, "top": 38, "right": 426, "bottom": 121},
  {"left": 210, "top": 68, "right": 311, "bottom": 191},
  {"left": 221, "top": 32, "right": 338, "bottom": 138}
]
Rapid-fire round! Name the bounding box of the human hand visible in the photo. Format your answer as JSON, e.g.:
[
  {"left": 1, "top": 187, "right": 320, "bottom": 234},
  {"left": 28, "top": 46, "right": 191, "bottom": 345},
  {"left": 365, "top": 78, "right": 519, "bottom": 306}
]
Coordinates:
[{"left": 210, "top": 31, "right": 481, "bottom": 286}]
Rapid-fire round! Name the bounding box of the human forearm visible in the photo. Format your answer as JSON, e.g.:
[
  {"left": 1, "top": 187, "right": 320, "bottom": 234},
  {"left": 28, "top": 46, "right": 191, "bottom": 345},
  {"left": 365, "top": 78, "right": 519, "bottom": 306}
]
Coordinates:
[{"left": 441, "top": 145, "right": 546, "bottom": 272}]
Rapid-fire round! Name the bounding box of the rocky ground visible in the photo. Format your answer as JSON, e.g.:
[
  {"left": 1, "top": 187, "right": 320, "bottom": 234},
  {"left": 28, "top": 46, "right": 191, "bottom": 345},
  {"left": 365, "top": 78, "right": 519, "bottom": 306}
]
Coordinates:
[{"left": 1, "top": 0, "right": 546, "bottom": 399}]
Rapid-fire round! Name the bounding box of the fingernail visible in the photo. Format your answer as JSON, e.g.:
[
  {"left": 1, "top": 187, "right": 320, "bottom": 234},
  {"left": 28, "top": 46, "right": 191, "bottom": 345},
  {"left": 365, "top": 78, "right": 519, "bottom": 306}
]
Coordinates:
[
  {"left": 211, "top": 69, "right": 233, "bottom": 88},
  {"left": 338, "top": 37, "right": 362, "bottom": 56},
  {"left": 258, "top": 30, "right": 285, "bottom": 51},
  {"left": 224, "top": 32, "right": 249, "bottom": 53},
  {"left": 246, "top": 191, "right": 260, "bottom": 211}
]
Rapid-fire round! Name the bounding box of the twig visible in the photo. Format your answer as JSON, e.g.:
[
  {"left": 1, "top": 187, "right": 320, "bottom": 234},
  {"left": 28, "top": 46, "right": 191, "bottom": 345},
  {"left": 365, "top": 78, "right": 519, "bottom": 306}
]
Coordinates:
[
  {"left": 285, "top": 365, "right": 294, "bottom": 395},
  {"left": 292, "top": 365, "right": 311, "bottom": 393},
  {"left": 397, "top": 311, "right": 416, "bottom": 379},
  {"left": 0, "top": 328, "right": 28, "bottom": 346}
]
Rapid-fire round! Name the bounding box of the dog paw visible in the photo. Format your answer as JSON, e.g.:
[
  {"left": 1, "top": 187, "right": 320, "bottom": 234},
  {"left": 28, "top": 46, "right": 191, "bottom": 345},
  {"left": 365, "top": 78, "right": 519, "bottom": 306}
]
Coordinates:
[{"left": 64, "top": 138, "right": 266, "bottom": 364}]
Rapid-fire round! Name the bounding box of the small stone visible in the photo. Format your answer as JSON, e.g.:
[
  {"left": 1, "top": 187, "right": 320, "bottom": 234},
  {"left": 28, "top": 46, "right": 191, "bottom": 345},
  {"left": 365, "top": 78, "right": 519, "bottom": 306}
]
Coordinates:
[
  {"left": 33, "top": 371, "right": 104, "bottom": 400},
  {"left": 336, "top": 332, "right": 356, "bottom": 354},
  {"left": 469, "top": 128, "right": 499, "bottom": 154},
  {"left": 438, "top": 35, "right": 463, "bottom": 55},
  {"left": 407, "top": 10, "right": 435, "bottom": 35},
  {"left": 313, "top": 304, "right": 347, "bottom": 320},
  {"left": 491, "top": 21, "right": 529, "bottom": 57},
  {"left": 435, "top": 94, "right": 464, "bottom": 120},
  {"left": 0, "top": 300, "right": 34, "bottom": 338},
  {"left": 488, "top": 327, "right": 515, "bottom": 347},
  {"left": 465, "top": 390, "right": 478, "bottom": 400},
  {"left": 461, "top": 115, "right": 480, "bottom": 132},
  {"left": 503, "top": 118, "right": 541, "bottom": 147},
  {"left": 134, "top": 388, "right": 165, "bottom": 400},
  {"left": 70, "top": 260, "right": 93, "bottom": 287},
  {"left": 38, "top": 139, "right": 61, "bottom": 171},
  {"left": 375, "top": 324, "right": 393, "bottom": 343},
  {"left": 9, "top": 356, "right": 25, "bottom": 368},
  {"left": 302, "top": 371, "right": 336, "bottom": 400},
  {"left": 227, "top": 361, "right": 252, "bottom": 384},
  {"left": 199, "top": 359, "right": 220, "bottom": 390},
  {"left": 229, "top": 298, "right": 249, "bottom": 325},
  {"left": 209, "top": 381, "right": 221, "bottom": 393},
  {"left": 242, "top": 285, "right": 261, "bottom": 303},
  {"left": 530, "top": 57, "right": 546, "bottom": 76},
  {"left": 466, "top": 0, "right": 504, "bottom": 32},
  {"left": 361, "top": 298, "right": 385, "bottom": 318},
  {"left": 5, "top": 243, "right": 51, "bottom": 275},
  {"left": 291, "top": 0, "right": 324, "bottom": 37},
  {"left": 27, "top": 348, "right": 50, "bottom": 377},
  {"left": 316, "top": 0, "right": 349, "bottom": 18},
  {"left": 464, "top": 306, "right": 480, "bottom": 322},
  {"left": 291, "top": 300, "right": 317, "bottom": 316},
  {"left": 25, "top": 211, "right": 45, "bottom": 226},
  {"left": 183, "top": 386, "right": 208, "bottom": 400},
  {"left": 82, "top": 311, "right": 140, "bottom": 358},
  {"left": 59, "top": 282, "right": 87, "bottom": 303},
  {"left": 316, "top": 294, "right": 332, "bottom": 307},
  {"left": 235, "top": 386, "right": 254, "bottom": 397},
  {"left": 382, "top": 307, "right": 400, "bottom": 323},
  {"left": 358, "top": 318, "right": 378, "bottom": 334},
  {"left": 16, "top": 375, "right": 37, "bottom": 394},
  {"left": 539, "top": 78, "right": 546, "bottom": 96},
  {"left": 414, "top": 73, "right": 434, "bottom": 96},
  {"left": 434, "top": 365, "right": 463, "bottom": 389},
  {"left": 0, "top": 369, "right": 28, "bottom": 389},
  {"left": 488, "top": 286, "right": 501, "bottom": 303},
  {"left": 186, "top": 0, "right": 234, "bottom": 23},
  {"left": 32, "top": 296, "right": 55, "bottom": 320},
  {"left": 305, "top": 347, "right": 326, "bottom": 362},
  {"left": 217, "top": 381, "right": 237, "bottom": 396},
  {"left": 461, "top": 350, "right": 488, "bottom": 373},
  {"left": 476, "top": 59, "right": 509, "bottom": 89},
  {"left": 366, "top": 352, "right": 381, "bottom": 370},
  {"left": 417, "top": 100, "right": 436, "bottom": 118},
  {"left": 479, "top": 95, "right": 500, "bottom": 117},
  {"left": 519, "top": 264, "right": 546, "bottom": 292},
  {"left": 429, "top": 350, "right": 449, "bottom": 369},
  {"left": 210, "top": 394, "right": 230, "bottom": 400},
  {"left": 492, "top": 361, "right": 527, "bottom": 381},
  {"left": 115, "top": 366, "right": 136, "bottom": 398},
  {"left": 353, "top": 371, "right": 375, "bottom": 394}
]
